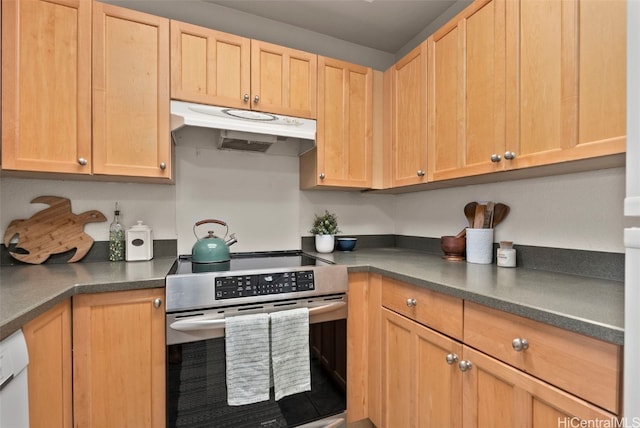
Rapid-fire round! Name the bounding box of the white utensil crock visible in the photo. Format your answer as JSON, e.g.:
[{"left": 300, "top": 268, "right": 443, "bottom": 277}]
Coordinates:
[{"left": 466, "top": 228, "right": 494, "bottom": 264}]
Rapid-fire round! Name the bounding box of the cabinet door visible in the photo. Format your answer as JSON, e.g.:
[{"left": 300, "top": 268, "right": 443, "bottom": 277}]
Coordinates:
[
  {"left": 73, "top": 288, "right": 165, "bottom": 428},
  {"left": 346, "top": 272, "right": 382, "bottom": 424},
  {"left": 170, "top": 20, "right": 251, "bottom": 109},
  {"left": 428, "top": 0, "right": 506, "bottom": 181},
  {"left": 381, "top": 308, "right": 463, "bottom": 427},
  {"left": 461, "top": 346, "right": 618, "bottom": 427},
  {"left": 505, "top": 0, "right": 625, "bottom": 169},
  {"left": 302, "top": 57, "right": 372, "bottom": 189},
  {"left": 23, "top": 300, "right": 72, "bottom": 428},
  {"left": 251, "top": 40, "right": 317, "bottom": 119},
  {"left": 92, "top": 3, "right": 171, "bottom": 180},
  {"left": 577, "top": 0, "right": 626, "bottom": 151},
  {"left": 464, "top": 301, "right": 621, "bottom": 414},
  {"left": 388, "top": 42, "right": 428, "bottom": 187},
  {"left": 1, "top": 0, "right": 92, "bottom": 174}
]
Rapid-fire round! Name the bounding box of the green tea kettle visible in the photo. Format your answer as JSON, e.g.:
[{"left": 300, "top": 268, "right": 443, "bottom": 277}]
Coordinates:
[{"left": 191, "top": 219, "right": 236, "bottom": 264}]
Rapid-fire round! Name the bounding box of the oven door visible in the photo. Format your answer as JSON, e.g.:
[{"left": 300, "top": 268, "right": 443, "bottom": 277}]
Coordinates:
[{"left": 166, "top": 295, "right": 347, "bottom": 428}]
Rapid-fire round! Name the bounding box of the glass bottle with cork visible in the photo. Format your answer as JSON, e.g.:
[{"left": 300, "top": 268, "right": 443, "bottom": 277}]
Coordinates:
[{"left": 109, "top": 202, "right": 125, "bottom": 261}]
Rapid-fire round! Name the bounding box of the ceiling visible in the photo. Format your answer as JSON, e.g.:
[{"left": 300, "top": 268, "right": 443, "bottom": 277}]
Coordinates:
[{"left": 203, "top": 0, "right": 458, "bottom": 54}]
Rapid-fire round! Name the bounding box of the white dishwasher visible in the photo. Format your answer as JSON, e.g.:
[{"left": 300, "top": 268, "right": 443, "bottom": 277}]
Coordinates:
[{"left": 0, "top": 330, "right": 30, "bottom": 428}]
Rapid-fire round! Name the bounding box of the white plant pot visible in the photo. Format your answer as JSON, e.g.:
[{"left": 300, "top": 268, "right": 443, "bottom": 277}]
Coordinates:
[{"left": 314, "top": 234, "right": 335, "bottom": 253}]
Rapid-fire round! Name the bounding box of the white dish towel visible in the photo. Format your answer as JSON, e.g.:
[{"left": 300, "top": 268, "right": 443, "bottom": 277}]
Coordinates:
[
  {"left": 225, "top": 313, "right": 271, "bottom": 406},
  {"left": 270, "top": 307, "right": 311, "bottom": 401}
]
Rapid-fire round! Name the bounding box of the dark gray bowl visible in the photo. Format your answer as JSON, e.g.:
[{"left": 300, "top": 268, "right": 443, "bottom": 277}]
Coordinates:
[{"left": 336, "top": 237, "right": 357, "bottom": 251}]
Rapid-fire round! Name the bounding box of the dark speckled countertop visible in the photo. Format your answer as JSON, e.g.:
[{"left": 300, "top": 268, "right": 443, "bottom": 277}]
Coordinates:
[
  {"left": 309, "top": 248, "right": 624, "bottom": 345},
  {"left": 0, "top": 248, "right": 624, "bottom": 345},
  {"left": 0, "top": 257, "right": 176, "bottom": 340}
]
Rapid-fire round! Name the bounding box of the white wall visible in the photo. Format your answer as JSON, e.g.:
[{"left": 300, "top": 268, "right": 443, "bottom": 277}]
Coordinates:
[
  {"left": 394, "top": 167, "right": 627, "bottom": 253},
  {"left": 0, "top": 177, "right": 177, "bottom": 242},
  {"left": 173, "top": 135, "right": 395, "bottom": 255},
  {"left": 0, "top": 159, "right": 626, "bottom": 255}
]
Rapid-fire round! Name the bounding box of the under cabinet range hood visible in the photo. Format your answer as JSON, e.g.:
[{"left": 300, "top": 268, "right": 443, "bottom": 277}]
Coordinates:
[{"left": 170, "top": 100, "right": 316, "bottom": 156}]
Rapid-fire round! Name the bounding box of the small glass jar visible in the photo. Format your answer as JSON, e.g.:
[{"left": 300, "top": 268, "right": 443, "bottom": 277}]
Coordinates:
[{"left": 497, "top": 241, "right": 516, "bottom": 268}]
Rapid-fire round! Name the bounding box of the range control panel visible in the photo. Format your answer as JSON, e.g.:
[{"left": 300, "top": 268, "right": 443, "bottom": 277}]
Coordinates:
[{"left": 214, "top": 270, "right": 315, "bottom": 300}]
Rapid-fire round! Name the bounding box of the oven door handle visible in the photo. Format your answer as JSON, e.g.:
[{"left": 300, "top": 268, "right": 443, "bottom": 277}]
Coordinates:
[{"left": 169, "top": 301, "right": 346, "bottom": 332}]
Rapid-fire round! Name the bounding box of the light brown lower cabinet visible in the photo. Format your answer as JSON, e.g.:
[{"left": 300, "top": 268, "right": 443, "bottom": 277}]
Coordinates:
[
  {"left": 73, "top": 288, "right": 166, "bottom": 428},
  {"left": 462, "top": 346, "right": 617, "bottom": 427},
  {"left": 379, "top": 309, "right": 618, "bottom": 427},
  {"left": 381, "top": 307, "right": 463, "bottom": 427},
  {"left": 356, "top": 275, "right": 622, "bottom": 428},
  {"left": 23, "top": 300, "right": 73, "bottom": 428}
]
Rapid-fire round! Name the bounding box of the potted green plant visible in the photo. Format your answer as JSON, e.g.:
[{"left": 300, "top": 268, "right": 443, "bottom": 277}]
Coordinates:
[{"left": 310, "top": 210, "right": 340, "bottom": 253}]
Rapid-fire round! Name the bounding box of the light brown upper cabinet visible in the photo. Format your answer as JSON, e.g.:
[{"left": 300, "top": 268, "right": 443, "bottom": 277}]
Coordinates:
[
  {"left": 386, "top": 42, "right": 429, "bottom": 187},
  {"left": 427, "top": 0, "right": 507, "bottom": 181},
  {"left": 1, "top": 0, "right": 92, "bottom": 175},
  {"left": 300, "top": 57, "right": 373, "bottom": 189},
  {"left": 251, "top": 40, "right": 317, "bottom": 119},
  {"left": 170, "top": 21, "right": 251, "bottom": 109},
  {"left": 171, "top": 23, "right": 317, "bottom": 119},
  {"left": 93, "top": 3, "right": 172, "bottom": 180},
  {"left": 504, "top": 0, "right": 625, "bottom": 170},
  {"left": 427, "top": 0, "right": 625, "bottom": 182}
]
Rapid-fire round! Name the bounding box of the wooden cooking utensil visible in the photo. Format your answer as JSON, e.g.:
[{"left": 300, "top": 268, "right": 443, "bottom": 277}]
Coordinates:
[
  {"left": 483, "top": 201, "right": 495, "bottom": 229},
  {"left": 464, "top": 202, "right": 478, "bottom": 228},
  {"left": 491, "top": 203, "right": 510, "bottom": 228},
  {"left": 473, "top": 204, "right": 486, "bottom": 228}
]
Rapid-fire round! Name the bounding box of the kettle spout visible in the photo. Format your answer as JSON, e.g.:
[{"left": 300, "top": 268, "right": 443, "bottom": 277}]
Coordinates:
[{"left": 225, "top": 233, "right": 238, "bottom": 247}]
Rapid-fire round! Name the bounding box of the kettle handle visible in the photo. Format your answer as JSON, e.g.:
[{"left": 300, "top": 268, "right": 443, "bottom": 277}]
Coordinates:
[{"left": 193, "top": 219, "right": 228, "bottom": 240}]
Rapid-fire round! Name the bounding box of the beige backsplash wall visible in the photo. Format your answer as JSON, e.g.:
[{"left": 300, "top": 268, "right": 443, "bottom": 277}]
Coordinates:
[
  {"left": 0, "top": 158, "right": 626, "bottom": 254},
  {"left": 393, "top": 167, "right": 627, "bottom": 253}
]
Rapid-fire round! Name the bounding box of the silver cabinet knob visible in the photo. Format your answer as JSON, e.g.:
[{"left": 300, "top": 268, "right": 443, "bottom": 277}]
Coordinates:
[
  {"left": 490, "top": 154, "right": 502, "bottom": 163},
  {"left": 512, "top": 337, "right": 529, "bottom": 352},
  {"left": 319, "top": 173, "right": 326, "bottom": 180},
  {"left": 504, "top": 151, "right": 517, "bottom": 160},
  {"left": 458, "top": 360, "right": 472, "bottom": 372},
  {"left": 78, "top": 158, "right": 88, "bottom": 166},
  {"left": 445, "top": 353, "right": 459, "bottom": 365},
  {"left": 253, "top": 95, "right": 260, "bottom": 104},
  {"left": 406, "top": 298, "right": 417, "bottom": 307},
  {"left": 159, "top": 162, "right": 166, "bottom": 170},
  {"left": 417, "top": 170, "right": 425, "bottom": 177},
  {"left": 243, "top": 94, "right": 250, "bottom": 102},
  {"left": 153, "top": 298, "right": 162, "bottom": 309}
]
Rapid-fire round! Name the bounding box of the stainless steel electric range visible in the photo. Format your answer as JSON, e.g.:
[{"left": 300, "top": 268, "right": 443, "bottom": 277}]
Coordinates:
[{"left": 165, "top": 251, "right": 349, "bottom": 428}]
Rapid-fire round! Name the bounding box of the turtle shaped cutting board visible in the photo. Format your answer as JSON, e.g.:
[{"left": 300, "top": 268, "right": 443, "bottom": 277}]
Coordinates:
[{"left": 3, "top": 196, "right": 106, "bottom": 264}]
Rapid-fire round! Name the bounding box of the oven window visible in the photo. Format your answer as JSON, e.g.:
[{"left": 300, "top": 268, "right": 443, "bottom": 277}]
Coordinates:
[{"left": 167, "top": 319, "right": 346, "bottom": 428}]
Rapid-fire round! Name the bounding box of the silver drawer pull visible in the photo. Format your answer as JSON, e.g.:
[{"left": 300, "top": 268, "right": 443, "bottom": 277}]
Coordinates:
[
  {"left": 445, "top": 353, "right": 458, "bottom": 365},
  {"left": 512, "top": 337, "right": 529, "bottom": 352},
  {"left": 406, "top": 298, "right": 417, "bottom": 307}
]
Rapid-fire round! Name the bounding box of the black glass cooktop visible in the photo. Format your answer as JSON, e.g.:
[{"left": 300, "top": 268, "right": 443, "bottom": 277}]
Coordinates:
[{"left": 171, "top": 251, "right": 326, "bottom": 275}]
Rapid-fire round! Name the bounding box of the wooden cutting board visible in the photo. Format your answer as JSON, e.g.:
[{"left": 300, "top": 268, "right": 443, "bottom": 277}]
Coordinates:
[{"left": 3, "top": 196, "right": 107, "bottom": 264}]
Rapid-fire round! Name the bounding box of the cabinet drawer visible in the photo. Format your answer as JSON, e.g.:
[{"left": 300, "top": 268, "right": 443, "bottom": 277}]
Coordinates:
[
  {"left": 463, "top": 302, "right": 621, "bottom": 414},
  {"left": 381, "top": 277, "right": 463, "bottom": 340}
]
